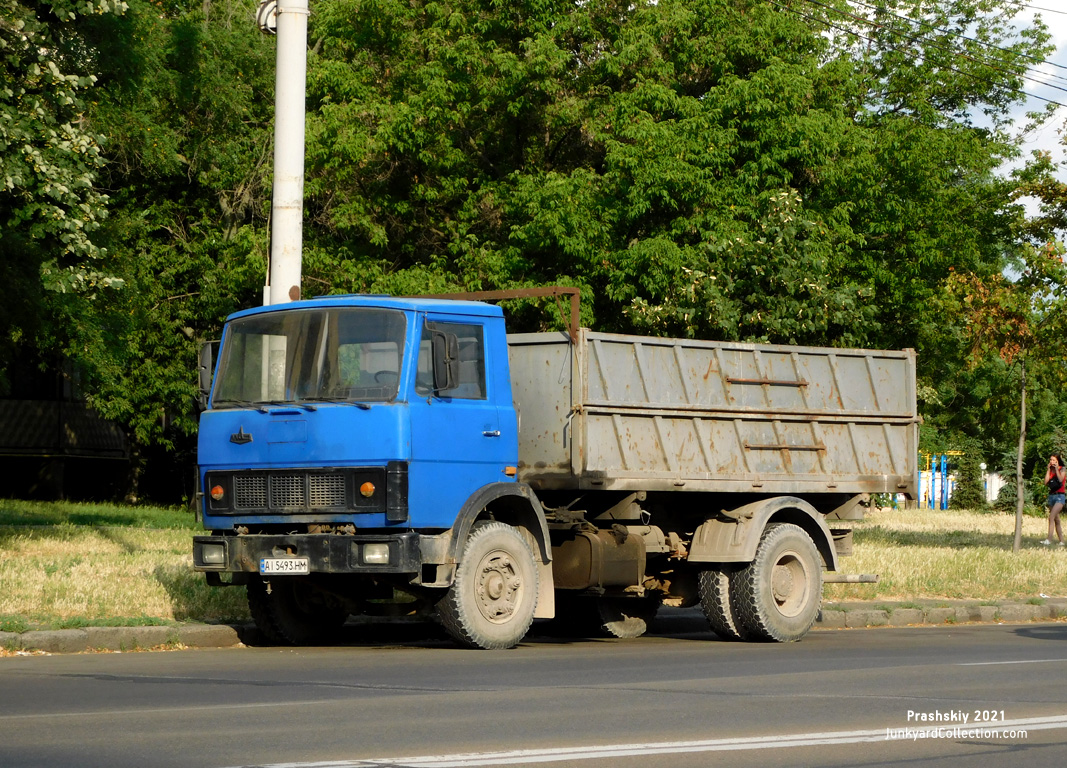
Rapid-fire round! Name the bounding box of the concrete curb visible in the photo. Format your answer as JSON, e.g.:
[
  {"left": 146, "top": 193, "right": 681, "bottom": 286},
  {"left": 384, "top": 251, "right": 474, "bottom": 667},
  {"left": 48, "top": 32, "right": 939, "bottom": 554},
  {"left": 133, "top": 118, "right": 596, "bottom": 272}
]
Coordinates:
[
  {"left": 815, "top": 598, "right": 1067, "bottom": 630},
  {"left": 1, "top": 624, "right": 244, "bottom": 654},
  {"left": 3, "top": 599, "right": 1066, "bottom": 654}
]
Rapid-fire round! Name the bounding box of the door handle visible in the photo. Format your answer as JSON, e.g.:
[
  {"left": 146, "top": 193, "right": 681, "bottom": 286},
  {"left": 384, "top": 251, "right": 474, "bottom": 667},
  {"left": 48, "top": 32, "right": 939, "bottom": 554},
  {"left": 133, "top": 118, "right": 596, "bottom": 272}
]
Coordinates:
[{"left": 483, "top": 430, "right": 501, "bottom": 437}]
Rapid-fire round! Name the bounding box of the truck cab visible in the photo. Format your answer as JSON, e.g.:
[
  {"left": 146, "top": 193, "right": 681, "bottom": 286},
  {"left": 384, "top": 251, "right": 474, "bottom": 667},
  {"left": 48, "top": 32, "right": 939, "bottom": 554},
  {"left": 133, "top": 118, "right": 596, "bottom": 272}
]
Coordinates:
[{"left": 193, "top": 295, "right": 553, "bottom": 649}]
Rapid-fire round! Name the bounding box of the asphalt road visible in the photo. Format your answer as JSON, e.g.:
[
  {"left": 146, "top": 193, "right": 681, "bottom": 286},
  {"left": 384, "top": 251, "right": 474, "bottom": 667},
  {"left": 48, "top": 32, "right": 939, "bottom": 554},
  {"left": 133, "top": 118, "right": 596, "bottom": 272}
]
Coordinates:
[{"left": 2, "top": 614, "right": 1067, "bottom": 768}]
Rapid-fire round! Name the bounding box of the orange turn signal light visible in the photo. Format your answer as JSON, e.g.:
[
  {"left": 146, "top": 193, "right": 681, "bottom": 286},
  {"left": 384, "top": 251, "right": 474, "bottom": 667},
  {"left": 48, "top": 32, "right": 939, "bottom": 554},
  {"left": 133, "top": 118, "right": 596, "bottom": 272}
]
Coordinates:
[
  {"left": 360, "top": 481, "right": 376, "bottom": 498},
  {"left": 210, "top": 485, "right": 225, "bottom": 501}
]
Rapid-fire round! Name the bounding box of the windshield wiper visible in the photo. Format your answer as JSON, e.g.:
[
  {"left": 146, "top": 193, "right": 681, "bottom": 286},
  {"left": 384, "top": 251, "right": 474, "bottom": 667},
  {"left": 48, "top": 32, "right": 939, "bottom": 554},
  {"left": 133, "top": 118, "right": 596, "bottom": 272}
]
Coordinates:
[
  {"left": 299, "top": 397, "right": 371, "bottom": 410},
  {"left": 261, "top": 400, "right": 320, "bottom": 412},
  {"left": 212, "top": 399, "right": 323, "bottom": 412},
  {"left": 211, "top": 398, "right": 269, "bottom": 413}
]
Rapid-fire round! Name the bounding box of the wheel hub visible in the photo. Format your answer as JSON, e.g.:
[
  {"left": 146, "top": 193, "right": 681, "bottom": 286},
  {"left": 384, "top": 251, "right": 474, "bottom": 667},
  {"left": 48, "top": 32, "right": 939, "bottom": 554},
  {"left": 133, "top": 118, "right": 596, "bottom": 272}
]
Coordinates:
[
  {"left": 772, "top": 564, "right": 795, "bottom": 602},
  {"left": 770, "top": 551, "right": 808, "bottom": 617},
  {"left": 475, "top": 551, "right": 522, "bottom": 624}
]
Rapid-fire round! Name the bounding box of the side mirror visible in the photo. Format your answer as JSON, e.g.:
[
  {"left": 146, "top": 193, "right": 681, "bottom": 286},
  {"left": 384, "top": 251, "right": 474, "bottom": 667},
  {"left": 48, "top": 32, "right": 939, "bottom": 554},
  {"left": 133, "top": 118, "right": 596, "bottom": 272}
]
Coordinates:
[
  {"left": 430, "top": 328, "right": 459, "bottom": 393},
  {"left": 197, "top": 340, "right": 219, "bottom": 411}
]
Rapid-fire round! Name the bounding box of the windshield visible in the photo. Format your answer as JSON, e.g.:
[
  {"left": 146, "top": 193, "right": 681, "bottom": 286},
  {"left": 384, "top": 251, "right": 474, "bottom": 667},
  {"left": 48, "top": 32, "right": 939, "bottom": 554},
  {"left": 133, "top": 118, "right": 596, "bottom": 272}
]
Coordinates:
[{"left": 212, "top": 307, "right": 407, "bottom": 407}]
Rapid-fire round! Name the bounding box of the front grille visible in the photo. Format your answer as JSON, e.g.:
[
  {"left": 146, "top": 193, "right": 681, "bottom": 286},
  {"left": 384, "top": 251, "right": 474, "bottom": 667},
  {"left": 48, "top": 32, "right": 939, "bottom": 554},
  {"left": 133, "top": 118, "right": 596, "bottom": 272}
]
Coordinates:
[
  {"left": 270, "top": 474, "right": 306, "bottom": 508},
  {"left": 234, "top": 475, "right": 267, "bottom": 508},
  {"left": 309, "top": 474, "right": 346, "bottom": 507},
  {"left": 209, "top": 467, "right": 397, "bottom": 516}
]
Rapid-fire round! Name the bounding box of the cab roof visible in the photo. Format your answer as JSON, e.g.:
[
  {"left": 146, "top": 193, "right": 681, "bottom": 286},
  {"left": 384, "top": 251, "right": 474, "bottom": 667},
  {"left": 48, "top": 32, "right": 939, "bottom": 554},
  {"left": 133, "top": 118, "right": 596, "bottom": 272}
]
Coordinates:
[{"left": 226, "top": 294, "right": 504, "bottom": 322}]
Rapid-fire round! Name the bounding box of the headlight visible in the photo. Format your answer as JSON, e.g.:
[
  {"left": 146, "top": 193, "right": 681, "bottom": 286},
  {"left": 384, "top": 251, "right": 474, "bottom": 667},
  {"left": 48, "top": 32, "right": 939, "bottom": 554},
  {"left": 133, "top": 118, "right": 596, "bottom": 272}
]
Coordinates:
[
  {"left": 363, "top": 543, "right": 390, "bottom": 565},
  {"left": 201, "top": 543, "right": 226, "bottom": 565}
]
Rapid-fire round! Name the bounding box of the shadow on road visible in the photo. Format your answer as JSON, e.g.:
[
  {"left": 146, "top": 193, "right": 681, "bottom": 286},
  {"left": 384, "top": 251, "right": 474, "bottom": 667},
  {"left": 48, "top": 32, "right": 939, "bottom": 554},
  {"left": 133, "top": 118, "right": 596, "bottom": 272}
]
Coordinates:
[
  {"left": 1012, "top": 624, "right": 1067, "bottom": 642},
  {"left": 233, "top": 606, "right": 721, "bottom": 650}
]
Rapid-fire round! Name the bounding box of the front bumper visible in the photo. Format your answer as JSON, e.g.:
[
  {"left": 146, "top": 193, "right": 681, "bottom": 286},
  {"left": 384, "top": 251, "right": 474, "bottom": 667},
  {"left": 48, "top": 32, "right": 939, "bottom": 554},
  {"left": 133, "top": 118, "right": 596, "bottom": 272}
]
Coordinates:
[{"left": 192, "top": 532, "right": 422, "bottom": 575}]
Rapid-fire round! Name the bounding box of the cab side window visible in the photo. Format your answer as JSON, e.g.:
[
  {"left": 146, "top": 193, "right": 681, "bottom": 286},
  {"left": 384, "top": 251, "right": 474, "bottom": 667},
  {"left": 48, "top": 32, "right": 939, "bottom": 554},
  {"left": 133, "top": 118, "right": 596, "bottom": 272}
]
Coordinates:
[{"left": 415, "top": 322, "right": 486, "bottom": 400}]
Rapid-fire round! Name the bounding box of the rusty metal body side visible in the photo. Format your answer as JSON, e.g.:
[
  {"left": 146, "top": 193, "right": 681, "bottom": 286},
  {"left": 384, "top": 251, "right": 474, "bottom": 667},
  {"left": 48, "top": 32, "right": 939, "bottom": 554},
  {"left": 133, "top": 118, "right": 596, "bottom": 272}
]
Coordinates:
[{"left": 508, "top": 330, "right": 918, "bottom": 499}]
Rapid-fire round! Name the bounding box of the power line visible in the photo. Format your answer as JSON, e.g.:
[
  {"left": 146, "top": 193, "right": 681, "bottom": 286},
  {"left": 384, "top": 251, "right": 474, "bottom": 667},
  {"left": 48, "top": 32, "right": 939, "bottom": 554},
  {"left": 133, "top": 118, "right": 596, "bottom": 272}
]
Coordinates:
[
  {"left": 769, "top": 0, "right": 1067, "bottom": 109},
  {"left": 1013, "top": 3, "right": 1067, "bottom": 17},
  {"left": 798, "top": 0, "right": 1067, "bottom": 97},
  {"left": 769, "top": 0, "right": 1065, "bottom": 109},
  {"left": 840, "top": 0, "right": 1067, "bottom": 85}
]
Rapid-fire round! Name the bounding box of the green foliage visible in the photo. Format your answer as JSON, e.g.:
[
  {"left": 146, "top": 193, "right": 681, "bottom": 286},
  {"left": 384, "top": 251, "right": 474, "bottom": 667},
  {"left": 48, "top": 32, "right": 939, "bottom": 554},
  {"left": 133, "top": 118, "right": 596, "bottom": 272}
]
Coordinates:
[
  {"left": 0, "top": 0, "right": 126, "bottom": 291},
  {"left": 0, "top": 0, "right": 127, "bottom": 389},
  {"left": 993, "top": 448, "right": 1044, "bottom": 516},
  {"left": 0, "top": 614, "right": 30, "bottom": 634},
  {"left": 0, "top": 498, "right": 195, "bottom": 529},
  {"left": 298, "top": 0, "right": 1048, "bottom": 350},
  {"left": 1014, "top": 137, "right": 1067, "bottom": 244},
  {"left": 948, "top": 442, "right": 987, "bottom": 512},
  {"left": 618, "top": 190, "right": 876, "bottom": 345},
  {"left": 5, "top": 0, "right": 1065, "bottom": 500},
  {"left": 64, "top": 0, "right": 277, "bottom": 496}
]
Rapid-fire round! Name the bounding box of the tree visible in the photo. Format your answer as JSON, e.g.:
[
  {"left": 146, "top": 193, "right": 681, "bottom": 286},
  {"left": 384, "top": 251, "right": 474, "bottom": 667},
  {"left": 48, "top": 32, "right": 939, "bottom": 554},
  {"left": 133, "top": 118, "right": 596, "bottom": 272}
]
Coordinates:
[
  {"left": 300, "top": 0, "right": 1053, "bottom": 348},
  {"left": 7, "top": 0, "right": 1059, "bottom": 502},
  {"left": 1015, "top": 114, "right": 1067, "bottom": 245},
  {"left": 0, "top": 0, "right": 126, "bottom": 391},
  {"left": 617, "top": 189, "right": 876, "bottom": 345},
  {"left": 70, "top": 0, "right": 276, "bottom": 500},
  {"left": 948, "top": 441, "right": 987, "bottom": 512},
  {"left": 947, "top": 243, "right": 1067, "bottom": 550}
]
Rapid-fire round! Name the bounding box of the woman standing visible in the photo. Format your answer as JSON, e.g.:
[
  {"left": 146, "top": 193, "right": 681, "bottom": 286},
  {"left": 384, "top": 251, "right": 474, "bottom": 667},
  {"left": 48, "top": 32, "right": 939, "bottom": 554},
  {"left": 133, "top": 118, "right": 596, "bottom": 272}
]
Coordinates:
[{"left": 1043, "top": 453, "right": 1066, "bottom": 546}]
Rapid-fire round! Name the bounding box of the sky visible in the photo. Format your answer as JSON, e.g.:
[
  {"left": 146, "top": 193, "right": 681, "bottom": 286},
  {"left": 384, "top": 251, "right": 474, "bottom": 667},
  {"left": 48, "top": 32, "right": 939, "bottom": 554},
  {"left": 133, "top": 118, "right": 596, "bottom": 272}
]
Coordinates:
[{"left": 1009, "top": 5, "right": 1067, "bottom": 176}]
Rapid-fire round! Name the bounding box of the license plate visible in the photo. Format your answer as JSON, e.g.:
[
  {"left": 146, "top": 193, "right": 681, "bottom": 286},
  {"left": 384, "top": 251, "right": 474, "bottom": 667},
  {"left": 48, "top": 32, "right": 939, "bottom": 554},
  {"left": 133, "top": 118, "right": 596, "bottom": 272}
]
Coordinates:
[{"left": 259, "top": 557, "right": 310, "bottom": 575}]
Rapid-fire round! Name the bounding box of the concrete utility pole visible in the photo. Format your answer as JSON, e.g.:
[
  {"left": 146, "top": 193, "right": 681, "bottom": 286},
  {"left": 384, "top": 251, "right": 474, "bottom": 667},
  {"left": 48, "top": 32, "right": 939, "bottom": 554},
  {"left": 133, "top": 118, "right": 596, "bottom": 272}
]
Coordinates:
[{"left": 260, "top": 0, "right": 309, "bottom": 306}]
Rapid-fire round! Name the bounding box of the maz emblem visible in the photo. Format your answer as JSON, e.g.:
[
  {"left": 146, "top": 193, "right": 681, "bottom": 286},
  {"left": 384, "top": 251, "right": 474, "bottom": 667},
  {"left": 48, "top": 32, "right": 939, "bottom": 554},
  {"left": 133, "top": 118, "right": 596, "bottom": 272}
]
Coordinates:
[{"left": 230, "top": 427, "right": 253, "bottom": 445}]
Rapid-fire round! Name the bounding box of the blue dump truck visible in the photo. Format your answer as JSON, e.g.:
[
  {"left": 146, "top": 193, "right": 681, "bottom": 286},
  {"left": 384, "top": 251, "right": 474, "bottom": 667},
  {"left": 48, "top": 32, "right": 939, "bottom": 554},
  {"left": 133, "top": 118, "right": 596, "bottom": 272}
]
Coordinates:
[{"left": 193, "top": 291, "right": 918, "bottom": 649}]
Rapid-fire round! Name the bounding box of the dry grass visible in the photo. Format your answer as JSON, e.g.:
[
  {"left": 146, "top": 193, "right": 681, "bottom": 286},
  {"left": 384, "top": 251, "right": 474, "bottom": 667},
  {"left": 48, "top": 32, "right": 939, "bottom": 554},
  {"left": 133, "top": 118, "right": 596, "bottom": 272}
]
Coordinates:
[
  {"left": 825, "top": 506, "right": 1067, "bottom": 602},
  {"left": 2, "top": 501, "right": 1064, "bottom": 632},
  {"left": 0, "top": 501, "right": 248, "bottom": 632}
]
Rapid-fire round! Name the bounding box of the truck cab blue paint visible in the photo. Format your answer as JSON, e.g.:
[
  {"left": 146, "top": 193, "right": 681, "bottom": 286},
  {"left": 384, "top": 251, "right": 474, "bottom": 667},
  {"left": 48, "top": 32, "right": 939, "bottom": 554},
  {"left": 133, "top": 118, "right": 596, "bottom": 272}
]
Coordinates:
[
  {"left": 198, "top": 295, "right": 516, "bottom": 532},
  {"left": 406, "top": 308, "right": 518, "bottom": 530}
]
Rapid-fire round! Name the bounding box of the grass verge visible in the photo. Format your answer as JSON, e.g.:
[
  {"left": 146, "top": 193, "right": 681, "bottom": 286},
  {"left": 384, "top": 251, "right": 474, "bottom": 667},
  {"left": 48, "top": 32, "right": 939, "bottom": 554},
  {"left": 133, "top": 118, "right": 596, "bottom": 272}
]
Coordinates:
[
  {"left": 2, "top": 500, "right": 1066, "bottom": 631},
  {"left": 825, "top": 506, "right": 1067, "bottom": 602},
  {"left": 0, "top": 499, "right": 249, "bottom": 632}
]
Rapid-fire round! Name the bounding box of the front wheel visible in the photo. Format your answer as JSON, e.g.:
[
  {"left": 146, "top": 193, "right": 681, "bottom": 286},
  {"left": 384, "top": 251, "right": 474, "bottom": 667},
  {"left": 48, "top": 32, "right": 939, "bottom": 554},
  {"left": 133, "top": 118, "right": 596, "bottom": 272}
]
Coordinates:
[
  {"left": 437, "top": 522, "right": 539, "bottom": 650},
  {"left": 728, "top": 523, "right": 823, "bottom": 642},
  {"left": 246, "top": 576, "right": 350, "bottom": 646}
]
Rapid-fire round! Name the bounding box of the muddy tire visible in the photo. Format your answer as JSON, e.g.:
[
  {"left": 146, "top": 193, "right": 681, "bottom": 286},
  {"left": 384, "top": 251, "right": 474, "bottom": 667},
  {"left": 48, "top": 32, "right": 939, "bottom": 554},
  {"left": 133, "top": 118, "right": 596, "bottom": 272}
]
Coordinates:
[
  {"left": 246, "top": 576, "right": 349, "bottom": 646},
  {"left": 697, "top": 566, "right": 747, "bottom": 641},
  {"left": 729, "top": 523, "right": 822, "bottom": 642},
  {"left": 595, "top": 596, "right": 660, "bottom": 639},
  {"left": 437, "top": 522, "right": 539, "bottom": 650}
]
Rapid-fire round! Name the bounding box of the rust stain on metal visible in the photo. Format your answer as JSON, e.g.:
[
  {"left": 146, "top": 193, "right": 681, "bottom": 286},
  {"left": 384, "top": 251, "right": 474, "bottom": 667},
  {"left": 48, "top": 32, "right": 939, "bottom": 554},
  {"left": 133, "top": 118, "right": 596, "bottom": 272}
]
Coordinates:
[{"left": 414, "top": 286, "right": 581, "bottom": 344}]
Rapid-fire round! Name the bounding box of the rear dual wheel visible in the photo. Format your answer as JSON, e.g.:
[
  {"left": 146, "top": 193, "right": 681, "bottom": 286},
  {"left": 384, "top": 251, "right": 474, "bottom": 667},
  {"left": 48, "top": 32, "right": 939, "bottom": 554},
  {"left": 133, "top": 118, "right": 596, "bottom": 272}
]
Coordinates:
[
  {"left": 699, "top": 523, "right": 822, "bottom": 643},
  {"left": 698, "top": 566, "right": 747, "bottom": 640},
  {"left": 729, "top": 523, "right": 823, "bottom": 642}
]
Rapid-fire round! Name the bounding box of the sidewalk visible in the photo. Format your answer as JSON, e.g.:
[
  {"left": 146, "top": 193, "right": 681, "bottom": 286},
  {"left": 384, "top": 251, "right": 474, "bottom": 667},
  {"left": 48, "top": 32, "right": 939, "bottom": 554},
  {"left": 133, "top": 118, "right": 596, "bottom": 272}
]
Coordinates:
[{"left": 3, "top": 598, "right": 1066, "bottom": 654}]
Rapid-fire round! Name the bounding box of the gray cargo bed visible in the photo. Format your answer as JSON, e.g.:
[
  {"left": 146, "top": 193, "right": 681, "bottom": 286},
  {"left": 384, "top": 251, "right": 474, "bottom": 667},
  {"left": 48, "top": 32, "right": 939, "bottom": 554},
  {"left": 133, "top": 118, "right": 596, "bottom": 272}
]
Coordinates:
[{"left": 508, "top": 330, "right": 918, "bottom": 496}]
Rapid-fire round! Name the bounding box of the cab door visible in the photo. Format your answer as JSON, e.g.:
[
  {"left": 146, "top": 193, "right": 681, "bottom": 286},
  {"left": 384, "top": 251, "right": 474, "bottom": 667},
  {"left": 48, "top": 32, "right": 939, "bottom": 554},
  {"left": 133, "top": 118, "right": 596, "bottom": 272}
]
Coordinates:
[{"left": 407, "top": 316, "right": 507, "bottom": 528}]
